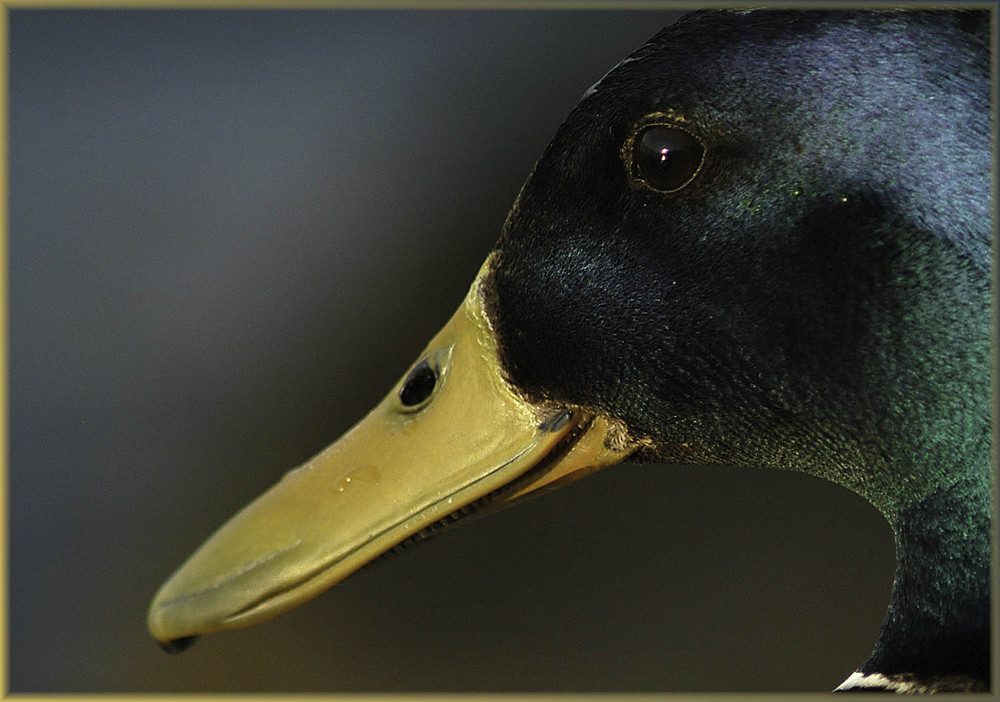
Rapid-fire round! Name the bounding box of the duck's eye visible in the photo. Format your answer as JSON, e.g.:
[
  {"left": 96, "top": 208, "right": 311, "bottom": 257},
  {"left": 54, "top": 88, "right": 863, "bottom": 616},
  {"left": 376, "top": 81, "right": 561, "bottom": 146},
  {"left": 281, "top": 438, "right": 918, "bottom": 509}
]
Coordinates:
[
  {"left": 399, "top": 359, "right": 438, "bottom": 409},
  {"left": 634, "top": 125, "right": 704, "bottom": 192}
]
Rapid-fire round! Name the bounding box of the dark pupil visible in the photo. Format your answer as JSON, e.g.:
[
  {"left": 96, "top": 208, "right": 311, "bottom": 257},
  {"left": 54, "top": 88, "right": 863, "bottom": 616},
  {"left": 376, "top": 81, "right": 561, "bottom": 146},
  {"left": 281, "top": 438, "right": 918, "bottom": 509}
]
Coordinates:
[
  {"left": 635, "top": 126, "right": 703, "bottom": 192},
  {"left": 400, "top": 360, "right": 437, "bottom": 407}
]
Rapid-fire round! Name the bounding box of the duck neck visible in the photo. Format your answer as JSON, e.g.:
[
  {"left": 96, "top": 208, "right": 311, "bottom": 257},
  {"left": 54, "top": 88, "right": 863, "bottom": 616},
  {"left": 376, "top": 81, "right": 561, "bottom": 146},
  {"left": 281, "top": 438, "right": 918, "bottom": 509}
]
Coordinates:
[{"left": 842, "top": 475, "right": 992, "bottom": 693}]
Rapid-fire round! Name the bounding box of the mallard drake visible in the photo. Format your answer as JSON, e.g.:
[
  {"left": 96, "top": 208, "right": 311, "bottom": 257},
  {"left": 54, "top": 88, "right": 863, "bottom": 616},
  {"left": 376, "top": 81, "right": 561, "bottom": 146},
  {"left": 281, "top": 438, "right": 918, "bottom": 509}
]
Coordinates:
[{"left": 148, "top": 9, "right": 993, "bottom": 693}]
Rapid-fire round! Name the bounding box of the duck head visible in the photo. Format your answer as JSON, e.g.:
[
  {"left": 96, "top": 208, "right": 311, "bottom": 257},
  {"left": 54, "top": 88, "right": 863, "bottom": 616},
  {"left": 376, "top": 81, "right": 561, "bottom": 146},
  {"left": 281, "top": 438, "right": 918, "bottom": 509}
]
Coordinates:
[{"left": 149, "top": 10, "right": 992, "bottom": 692}]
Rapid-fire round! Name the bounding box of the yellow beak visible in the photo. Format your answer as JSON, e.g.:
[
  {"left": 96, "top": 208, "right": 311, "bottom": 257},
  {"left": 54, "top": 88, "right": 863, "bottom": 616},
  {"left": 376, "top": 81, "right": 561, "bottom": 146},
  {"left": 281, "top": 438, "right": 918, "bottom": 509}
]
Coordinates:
[{"left": 148, "top": 255, "right": 635, "bottom": 649}]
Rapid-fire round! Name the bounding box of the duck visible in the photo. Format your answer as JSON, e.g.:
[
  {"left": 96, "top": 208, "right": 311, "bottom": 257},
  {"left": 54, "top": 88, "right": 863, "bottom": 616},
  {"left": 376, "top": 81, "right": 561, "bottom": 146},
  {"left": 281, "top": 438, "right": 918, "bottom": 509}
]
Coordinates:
[{"left": 147, "top": 9, "right": 994, "bottom": 693}]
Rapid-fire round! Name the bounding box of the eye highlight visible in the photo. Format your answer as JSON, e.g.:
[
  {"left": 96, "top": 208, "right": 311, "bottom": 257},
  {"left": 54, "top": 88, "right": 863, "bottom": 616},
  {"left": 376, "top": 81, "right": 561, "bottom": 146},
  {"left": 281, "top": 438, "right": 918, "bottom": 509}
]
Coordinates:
[{"left": 633, "top": 124, "right": 704, "bottom": 192}]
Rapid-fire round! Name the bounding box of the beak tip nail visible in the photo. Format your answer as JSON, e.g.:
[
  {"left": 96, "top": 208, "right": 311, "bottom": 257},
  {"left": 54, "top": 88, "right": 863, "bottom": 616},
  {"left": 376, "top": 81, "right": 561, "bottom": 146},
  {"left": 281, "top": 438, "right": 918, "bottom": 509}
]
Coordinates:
[{"left": 157, "top": 635, "right": 199, "bottom": 654}]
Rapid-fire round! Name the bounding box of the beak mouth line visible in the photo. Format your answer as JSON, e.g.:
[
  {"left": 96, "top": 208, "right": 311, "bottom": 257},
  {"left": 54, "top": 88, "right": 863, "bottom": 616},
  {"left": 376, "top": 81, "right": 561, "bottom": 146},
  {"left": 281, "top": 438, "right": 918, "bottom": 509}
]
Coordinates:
[
  {"left": 368, "top": 410, "right": 593, "bottom": 556},
  {"left": 219, "top": 411, "right": 587, "bottom": 626},
  {"left": 154, "top": 541, "right": 304, "bottom": 613}
]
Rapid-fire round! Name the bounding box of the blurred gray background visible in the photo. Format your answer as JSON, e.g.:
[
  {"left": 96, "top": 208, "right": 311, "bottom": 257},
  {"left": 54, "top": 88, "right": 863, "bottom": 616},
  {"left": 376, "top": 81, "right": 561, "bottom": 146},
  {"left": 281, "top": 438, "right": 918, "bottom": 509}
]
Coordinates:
[{"left": 9, "top": 9, "right": 894, "bottom": 693}]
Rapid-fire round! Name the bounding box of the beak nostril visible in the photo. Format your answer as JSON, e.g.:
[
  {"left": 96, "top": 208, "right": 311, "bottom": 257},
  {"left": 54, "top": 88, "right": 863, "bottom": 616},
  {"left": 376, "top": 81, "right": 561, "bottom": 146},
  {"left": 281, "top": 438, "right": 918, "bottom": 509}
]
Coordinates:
[{"left": 399, "top": 360, "right": 438, "bottom": 408}]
